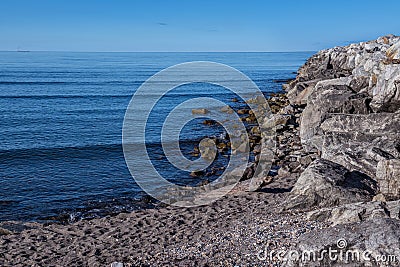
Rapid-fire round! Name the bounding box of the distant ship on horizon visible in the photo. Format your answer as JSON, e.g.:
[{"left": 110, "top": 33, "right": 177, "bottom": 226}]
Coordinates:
[{"left": 17, "top": 46, "right": 30, "bottom": 52}]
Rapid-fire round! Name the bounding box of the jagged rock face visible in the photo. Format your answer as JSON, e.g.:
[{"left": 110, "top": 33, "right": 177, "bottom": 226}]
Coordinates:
[
  {"left": 285, "top": 159, "right": 377, "bottom": 210},
  {"left": 288, "top": 218, "right": 400, "bottom": 267}
]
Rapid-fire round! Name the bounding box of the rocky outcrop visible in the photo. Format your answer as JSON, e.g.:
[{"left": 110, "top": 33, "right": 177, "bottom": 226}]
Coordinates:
[
  {"left": 281, "top": 36, "right": 400, "bottom": 266},
  {"left": 284, "top": 35, "right": 400, "bottom": 202},
  {"left": 278, "top": 35, "right": 400, "bottom": 266}
]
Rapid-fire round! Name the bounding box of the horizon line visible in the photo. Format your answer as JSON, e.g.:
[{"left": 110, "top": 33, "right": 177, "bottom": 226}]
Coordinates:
[{"left": 0, "top": 50, "right": 317, "bottom": 53}]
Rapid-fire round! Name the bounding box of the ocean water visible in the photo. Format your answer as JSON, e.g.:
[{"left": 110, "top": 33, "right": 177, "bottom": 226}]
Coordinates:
[{"left": 0, "top": 52, "right": 312, "bottom": 222}]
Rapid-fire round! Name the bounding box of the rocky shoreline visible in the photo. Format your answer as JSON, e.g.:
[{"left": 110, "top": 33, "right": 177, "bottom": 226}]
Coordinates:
[{"left": 1, "top": 35, "right": 400, "bottom": 266}]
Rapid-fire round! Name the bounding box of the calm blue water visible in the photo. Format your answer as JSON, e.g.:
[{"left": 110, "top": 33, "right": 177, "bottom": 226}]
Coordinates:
[{"left": 0, "top": 52, "right": 312, "bottom": 221}]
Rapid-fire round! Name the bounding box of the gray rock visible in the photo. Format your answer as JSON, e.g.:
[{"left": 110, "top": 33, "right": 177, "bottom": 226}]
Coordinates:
[
  {"left": 386, "top": 40, "right": 400, "bottom": 61},
  {"left": 263, "top": 114, "right": 292, "bottom": 127},
  {"left": 306, "top": 200, "right": 400, "bottom": 226},
  {"left": 376, "top": 159, "right": 400, "bottom": 200},
  {"left": 299, "top": 81, "right": 361, "bottom": 151},
  {"left": 286, "top": 79, "right": 321, "bottom": 105},
  {"left": 320, "top": 113, "right": 400, "bottom": 177},
  {"left": 370, "top": 64, "right": 400, "bottom": 111},
  {"left": 288, "top": 218, "right": 400, "bottom": 266},
  {"left": 299, "top": 155, "right": 313, "bottom": 167},
  {"left": 285, "top": 159, "right": 377, "bottom": 210}
]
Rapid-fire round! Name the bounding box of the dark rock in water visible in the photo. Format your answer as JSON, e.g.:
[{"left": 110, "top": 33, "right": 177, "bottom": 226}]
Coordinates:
[
  {"left": 203, "top": 119, "right": 217, "bottom": 126},
  {"left": 289, "top": 218, "right": 400, "bottom": 266},
  {"left": 190, "top": 170, "right": 205, "bottom": 177},
  {"left": 196, "top": 179, "right": 210, "bottom": 186},
  {"left": 241, "top": 163, "right": 255, "bottom": 181},
  {"left": 273, "top": 78, "right": 294, "bottom": 83},
  {"left": 237, "top": 109, "right": 250, "bottom": 115},
  {"left": 285, "top": 159, "right": 377, "bottom": 210}
]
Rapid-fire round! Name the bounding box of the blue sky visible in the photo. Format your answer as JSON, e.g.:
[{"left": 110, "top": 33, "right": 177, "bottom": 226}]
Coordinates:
[{"left": 1, "top": 0, "right": 400, "bottom": 52}]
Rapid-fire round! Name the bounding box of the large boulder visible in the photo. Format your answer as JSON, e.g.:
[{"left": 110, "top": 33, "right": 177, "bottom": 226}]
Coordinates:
[
  {"left": 281, "top": 36, "right": 400, "bottom": 267},
  {"left": 285, "top": 159, "right": 377, "bottom": 210},
  {"left": 320, "top": 113, "right": 400, "bottom": 177},
  {"left": 299, "top": 81, "right": 372, "bottom": 151}
]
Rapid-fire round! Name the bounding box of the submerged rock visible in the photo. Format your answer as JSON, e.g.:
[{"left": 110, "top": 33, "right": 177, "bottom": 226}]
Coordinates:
[{"left": 191, "top": 108, "right": 209, "bottom": 115}]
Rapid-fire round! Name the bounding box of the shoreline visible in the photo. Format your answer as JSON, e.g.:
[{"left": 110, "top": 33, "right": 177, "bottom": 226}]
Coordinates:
[{"left": 2, "top": 35, "right": 400, "bottom": 266}]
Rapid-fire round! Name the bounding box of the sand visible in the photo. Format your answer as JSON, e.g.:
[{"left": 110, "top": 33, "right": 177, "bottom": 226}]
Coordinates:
[{"left": 0, "top": 176, "right": 329, "bottom": 267}]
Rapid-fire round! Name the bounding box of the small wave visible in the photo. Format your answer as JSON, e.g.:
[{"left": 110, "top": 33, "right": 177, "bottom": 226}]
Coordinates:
[
  {"left": 39, "top": 195, "right": 158, "bottom": 224},
  {"left": 0, "top": 140, "right": 199, "bottom": 161},
  {"left": 0, "top": 94, "right": 133, "bottom": 100},
  {"left": 0, "top": 200, "right": 18, "bottom": 206},
  {"left": 0, "top": 81, "right": 142, "bottom": 86},
  {"left": 0, "top": 91, "right": 240, "bottom": 100},
  {"left": 0, "top": 144, "right": 123, "bottom": 161},
  {"left": 0, "top": 81, "right": 71, "bottom": 85}
]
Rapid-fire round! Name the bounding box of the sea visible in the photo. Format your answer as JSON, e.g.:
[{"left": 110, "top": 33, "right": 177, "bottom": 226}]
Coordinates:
[{"left": 0, "top": 51, "right": 313, "bottom": 222}]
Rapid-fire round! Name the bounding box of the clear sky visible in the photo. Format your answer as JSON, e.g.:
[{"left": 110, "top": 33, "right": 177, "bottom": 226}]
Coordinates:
[{"left": 1, "top": 0, "right": 400, "bottom": 52}]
